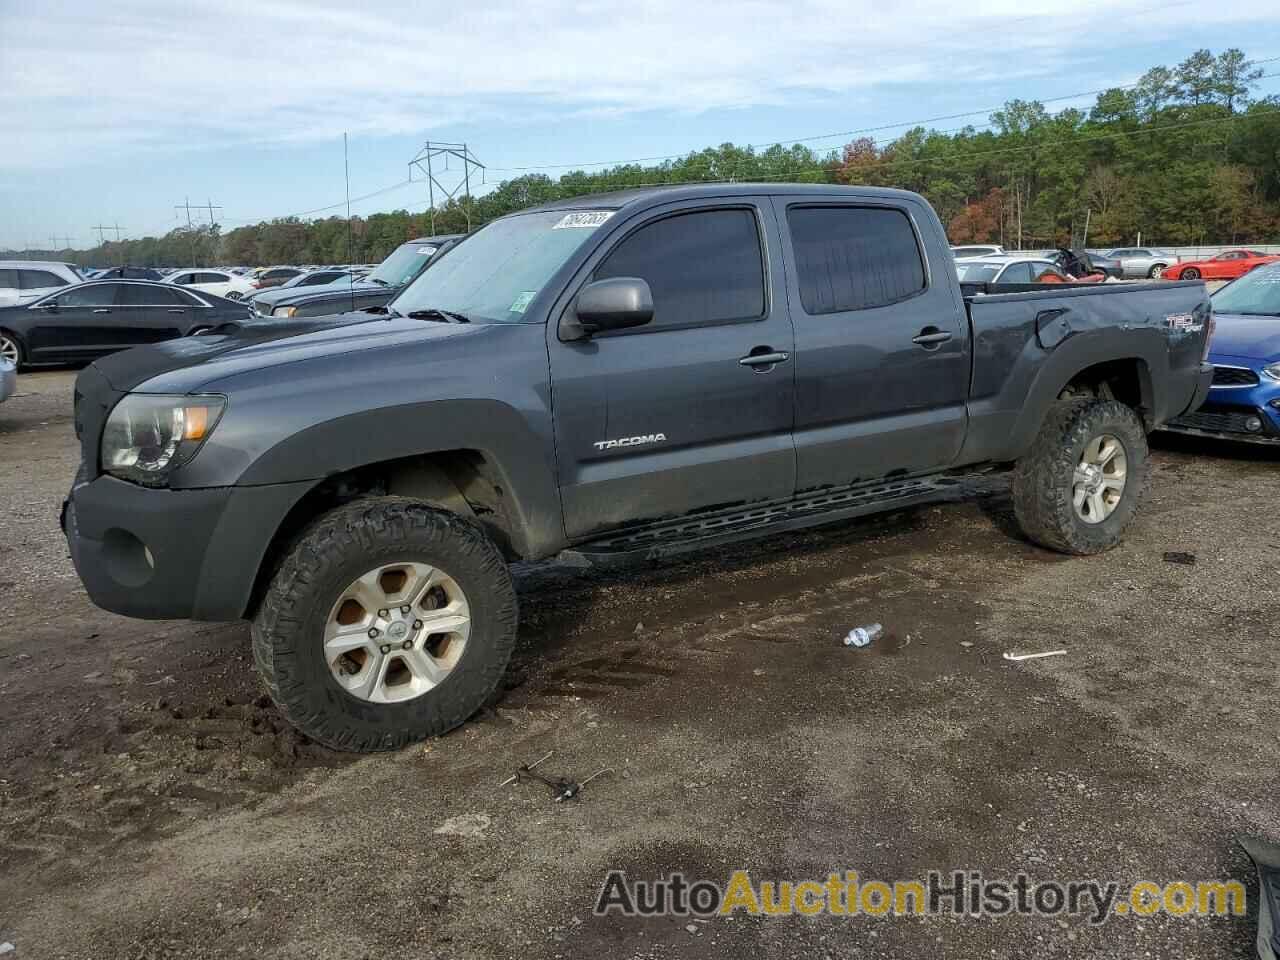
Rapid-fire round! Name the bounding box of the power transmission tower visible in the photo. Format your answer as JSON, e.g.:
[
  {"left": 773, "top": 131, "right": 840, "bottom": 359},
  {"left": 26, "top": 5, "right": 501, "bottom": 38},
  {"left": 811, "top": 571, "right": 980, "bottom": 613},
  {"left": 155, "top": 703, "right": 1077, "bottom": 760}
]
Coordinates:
[
  {"left": 91, "top": 223, "right": 125, "bottom": 264},
  {"left": 408, "top": 141, "right": 485, "bottom": 234},
  {"left": 176, "top": 198, "right": 220, "bottom": 266}
]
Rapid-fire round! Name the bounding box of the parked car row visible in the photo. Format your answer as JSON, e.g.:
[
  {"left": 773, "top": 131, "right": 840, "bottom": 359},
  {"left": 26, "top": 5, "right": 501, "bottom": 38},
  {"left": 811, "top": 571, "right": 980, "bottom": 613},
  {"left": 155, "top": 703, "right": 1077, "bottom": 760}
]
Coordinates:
[{"left": 0, "top": 237, "right": 460, "bottom": 368}]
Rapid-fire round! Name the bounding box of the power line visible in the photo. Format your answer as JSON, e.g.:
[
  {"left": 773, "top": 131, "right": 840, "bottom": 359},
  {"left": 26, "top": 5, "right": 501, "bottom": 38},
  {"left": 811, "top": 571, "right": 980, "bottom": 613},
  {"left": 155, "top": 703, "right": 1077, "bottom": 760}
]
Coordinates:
[{"left": 486, "top": 59, "right": 1280, "bottom": 173}]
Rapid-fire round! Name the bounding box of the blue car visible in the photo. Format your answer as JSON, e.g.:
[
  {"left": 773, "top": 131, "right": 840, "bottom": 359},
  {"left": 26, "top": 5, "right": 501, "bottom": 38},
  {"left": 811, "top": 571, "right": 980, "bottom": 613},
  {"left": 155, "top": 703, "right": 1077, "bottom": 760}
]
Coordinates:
[{"left": 1166, "top": 261, "right": 1280, "bottom": 444}]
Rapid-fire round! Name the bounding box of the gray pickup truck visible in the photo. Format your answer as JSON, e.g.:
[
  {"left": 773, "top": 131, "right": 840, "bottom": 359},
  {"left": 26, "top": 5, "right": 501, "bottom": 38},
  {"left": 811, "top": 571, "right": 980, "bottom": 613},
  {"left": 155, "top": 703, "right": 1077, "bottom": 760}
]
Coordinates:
[{"left": 62, "top": 184, "right": 1213, "bottom": 751}]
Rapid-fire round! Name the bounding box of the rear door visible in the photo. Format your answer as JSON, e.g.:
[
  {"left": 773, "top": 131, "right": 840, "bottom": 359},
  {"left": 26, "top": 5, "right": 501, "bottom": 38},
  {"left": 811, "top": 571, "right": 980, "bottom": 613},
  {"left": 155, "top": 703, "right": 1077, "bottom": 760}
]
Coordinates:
[
  {"left": 773, "top": 197, "right": 970, "bottom": 491},
  {"left": 112, "top": 283, "right": 192, "bottom": 344},
  {"left": 549, "top": 198, "right": 797, "bottom": 540}
]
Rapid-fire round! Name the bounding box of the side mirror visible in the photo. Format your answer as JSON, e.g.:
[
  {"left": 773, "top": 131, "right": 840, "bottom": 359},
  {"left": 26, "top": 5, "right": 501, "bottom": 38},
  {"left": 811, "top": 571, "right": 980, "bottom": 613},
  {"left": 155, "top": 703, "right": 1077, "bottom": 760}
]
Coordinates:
[{"left": 570, "top": 277, "right": 653, "bottom": 337}]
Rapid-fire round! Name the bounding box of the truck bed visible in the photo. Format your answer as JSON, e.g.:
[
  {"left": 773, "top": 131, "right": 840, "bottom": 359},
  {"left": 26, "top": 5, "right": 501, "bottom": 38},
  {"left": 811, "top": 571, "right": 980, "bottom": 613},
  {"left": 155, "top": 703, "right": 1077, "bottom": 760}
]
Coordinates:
[{"left": 955, "top": 278, "right": 1213, "bottom": 465}]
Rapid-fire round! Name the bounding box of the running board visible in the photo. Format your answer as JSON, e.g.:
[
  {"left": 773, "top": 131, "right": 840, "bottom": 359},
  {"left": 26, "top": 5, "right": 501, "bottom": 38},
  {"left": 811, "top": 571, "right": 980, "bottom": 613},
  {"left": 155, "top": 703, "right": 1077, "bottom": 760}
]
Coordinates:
[{"left": 561, "top": 475, "right": 962, "bottom": 565}]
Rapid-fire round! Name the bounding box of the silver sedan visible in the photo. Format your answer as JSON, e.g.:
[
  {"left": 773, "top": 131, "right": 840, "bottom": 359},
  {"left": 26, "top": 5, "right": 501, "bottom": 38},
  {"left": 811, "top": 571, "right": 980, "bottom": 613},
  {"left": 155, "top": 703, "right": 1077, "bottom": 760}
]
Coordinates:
[
  {"left": 1103, "top": 248, "right": 1178, "bottom": 279},
  {"left": 0, "top": 357, "right": 15, "bottom": 405}
]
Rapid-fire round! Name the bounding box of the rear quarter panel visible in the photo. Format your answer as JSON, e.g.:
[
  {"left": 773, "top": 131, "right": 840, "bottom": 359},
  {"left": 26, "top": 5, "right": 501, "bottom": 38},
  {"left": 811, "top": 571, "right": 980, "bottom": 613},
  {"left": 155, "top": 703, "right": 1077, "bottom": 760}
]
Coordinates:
[{"left": 960, "top": 281, "right": 1210, "bottom": 464}]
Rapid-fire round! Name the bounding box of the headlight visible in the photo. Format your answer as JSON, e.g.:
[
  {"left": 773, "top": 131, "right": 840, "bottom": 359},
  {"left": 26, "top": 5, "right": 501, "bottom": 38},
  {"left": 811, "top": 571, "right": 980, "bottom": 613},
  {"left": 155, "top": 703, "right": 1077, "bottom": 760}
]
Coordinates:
[
  {"left": 1263, "top": 363, "right": 1280, "bottom": 382},
  {"left": 101, "top": 394, "right": 225, "bottom": 486},
  {"left": 273, "top": 306, "right": 297, "bottom": 318}
]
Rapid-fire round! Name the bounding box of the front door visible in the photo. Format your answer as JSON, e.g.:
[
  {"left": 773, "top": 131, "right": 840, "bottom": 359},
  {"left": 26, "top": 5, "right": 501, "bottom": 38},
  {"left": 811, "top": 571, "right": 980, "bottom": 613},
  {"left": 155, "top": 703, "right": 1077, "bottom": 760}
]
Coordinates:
[
  {"left": 772, "top": 197, "right": 970, "bottom": 491},
  {"left": 26, "top": 282, "right": 122, "bottom": 361},
  {"left": 549, "top": 199, "right": 796, "bottom": 540}
]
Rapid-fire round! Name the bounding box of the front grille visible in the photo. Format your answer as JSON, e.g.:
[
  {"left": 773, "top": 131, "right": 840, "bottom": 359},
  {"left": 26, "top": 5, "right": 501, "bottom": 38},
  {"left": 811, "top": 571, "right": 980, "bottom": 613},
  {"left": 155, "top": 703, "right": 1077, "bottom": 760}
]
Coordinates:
[
  {"left": 1211, "top": 365, "right": 1259, "bottom": 387},
  {"left": 1170, "top": 407, "right": 1276, "bottom": 437}
]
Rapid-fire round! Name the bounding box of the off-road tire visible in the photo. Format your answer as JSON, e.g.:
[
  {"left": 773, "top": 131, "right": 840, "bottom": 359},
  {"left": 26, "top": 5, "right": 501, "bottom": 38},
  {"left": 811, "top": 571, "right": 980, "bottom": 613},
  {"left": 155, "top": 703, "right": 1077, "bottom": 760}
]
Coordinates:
[
  {"left": 251, "top": 497, "right": 517, "bottom": 752},
  {"left": 1012, "top": 399, "right": 1148, "bottom": 555}
]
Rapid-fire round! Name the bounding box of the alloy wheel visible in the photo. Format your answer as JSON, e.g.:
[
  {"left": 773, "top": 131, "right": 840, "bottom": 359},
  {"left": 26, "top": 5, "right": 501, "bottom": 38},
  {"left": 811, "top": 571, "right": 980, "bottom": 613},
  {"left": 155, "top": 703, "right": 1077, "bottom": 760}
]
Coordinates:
[
  {"left": 0, "top": 334, "right": 19, "bottom": 365},
  {"left": 323, "top": 562, "right": 471, "bottom": 704},
  {"left": 1072, "top": 434, "right": 1127, "bottom": 524}
]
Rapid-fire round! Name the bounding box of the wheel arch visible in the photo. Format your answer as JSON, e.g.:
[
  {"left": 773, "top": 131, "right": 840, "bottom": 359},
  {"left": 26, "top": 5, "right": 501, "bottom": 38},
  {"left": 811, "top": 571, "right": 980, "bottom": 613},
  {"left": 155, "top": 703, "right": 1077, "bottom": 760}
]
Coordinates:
[
  {"left": 242, "top": 446, "right": 549, "bottom": 620},
  {"left": 1005, "top": 336, "right": 1164, "bottom": 460}
]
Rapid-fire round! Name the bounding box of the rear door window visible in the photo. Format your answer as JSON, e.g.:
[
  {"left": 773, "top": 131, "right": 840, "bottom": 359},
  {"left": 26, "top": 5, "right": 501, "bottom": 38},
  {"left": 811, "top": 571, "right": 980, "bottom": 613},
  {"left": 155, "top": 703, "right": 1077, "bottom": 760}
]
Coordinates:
[
  {"left": 115, "top": 283, "right": 182, "bottom": 306},
  {"left": 0, "top": 269, "right": 18, "bottom": 290},
  {"left": 998, "top": 262, "right": 1033, "bottom": 284},
  {"left": 592, "top": 208, "right": 766, "bottom": 332},
  {"left": 786, "top": 206, "right": 926, "bottom": 314}
]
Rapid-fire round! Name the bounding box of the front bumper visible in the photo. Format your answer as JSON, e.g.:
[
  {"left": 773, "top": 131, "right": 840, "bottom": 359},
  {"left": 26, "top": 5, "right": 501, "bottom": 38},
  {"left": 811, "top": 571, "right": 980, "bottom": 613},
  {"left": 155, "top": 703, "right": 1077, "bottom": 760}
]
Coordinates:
[
  {"left": 1164, "top": 363, "right": 1280, "bottom": 444},
  {"left": 62, "top": 471, "right": 313, "bottom": 621}
]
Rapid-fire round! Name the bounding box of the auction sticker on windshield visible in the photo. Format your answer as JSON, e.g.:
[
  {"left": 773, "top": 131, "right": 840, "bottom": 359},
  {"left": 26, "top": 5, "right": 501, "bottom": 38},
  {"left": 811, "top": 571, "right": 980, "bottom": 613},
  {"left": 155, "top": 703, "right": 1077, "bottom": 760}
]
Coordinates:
[{"left": 554, "top": 211, "right": 614, "bottom": 229}]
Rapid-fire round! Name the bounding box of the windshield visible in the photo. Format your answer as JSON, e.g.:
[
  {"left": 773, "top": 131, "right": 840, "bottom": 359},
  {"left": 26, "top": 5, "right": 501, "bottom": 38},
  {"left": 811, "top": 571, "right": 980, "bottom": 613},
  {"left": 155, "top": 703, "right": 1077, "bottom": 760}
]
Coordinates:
[
  {"left": 367, "top": 242, "right": 439, "bottom": 287},
  {"left": 1211, "top": 262, "right": 1280, "bottom": 316},
  {"left": 390, "top": 210, "right": 613, "bottom": 323},
  {"left": 955, "top": 261, "right": 1003, "bottom": 282}
]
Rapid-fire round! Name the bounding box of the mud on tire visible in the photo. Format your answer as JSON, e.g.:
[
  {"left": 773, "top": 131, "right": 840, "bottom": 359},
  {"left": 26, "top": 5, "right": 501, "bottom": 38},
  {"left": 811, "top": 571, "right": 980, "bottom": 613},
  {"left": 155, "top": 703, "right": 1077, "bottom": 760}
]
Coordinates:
[
  {"left": 251, "top": 497, "right": 517, "bottom": 752},
  {"left": 1012, "top": 399, "right": 1148, "bottom": 555}
]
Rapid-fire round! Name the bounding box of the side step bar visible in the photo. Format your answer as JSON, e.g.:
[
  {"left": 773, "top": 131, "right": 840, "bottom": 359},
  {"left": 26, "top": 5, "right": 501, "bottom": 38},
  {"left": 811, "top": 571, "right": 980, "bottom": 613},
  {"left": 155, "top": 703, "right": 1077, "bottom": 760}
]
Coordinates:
[{"left": 561, "top": 475, "right": 966, "bottom": 566}]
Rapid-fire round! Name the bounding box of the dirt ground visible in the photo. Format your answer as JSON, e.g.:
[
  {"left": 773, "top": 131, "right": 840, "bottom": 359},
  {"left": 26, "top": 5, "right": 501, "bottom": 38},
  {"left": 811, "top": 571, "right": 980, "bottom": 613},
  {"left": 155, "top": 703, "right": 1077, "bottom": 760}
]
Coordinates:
[{"left": 1, "top": 368, "right": 1277, "bottom": 960}]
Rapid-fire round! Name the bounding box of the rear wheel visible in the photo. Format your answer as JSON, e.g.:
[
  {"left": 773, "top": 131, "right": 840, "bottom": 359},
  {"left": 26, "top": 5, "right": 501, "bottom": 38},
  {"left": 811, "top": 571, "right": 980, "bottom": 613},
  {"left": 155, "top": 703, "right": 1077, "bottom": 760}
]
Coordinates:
[
  {"left": 1148, "top": 264, "right": 1166, "bottom": 279},
  {"left": 1012, "top": 399, "right": 1148, "bottom": 555},
  {"left": 0, "top": 330, "right": 23, "bottom": 367},
  {"left": 225, "top": 291, "right": 243, "bottom": 301},
  {"left": 251, "top": 497, "right": 517, "bottom": 752}
]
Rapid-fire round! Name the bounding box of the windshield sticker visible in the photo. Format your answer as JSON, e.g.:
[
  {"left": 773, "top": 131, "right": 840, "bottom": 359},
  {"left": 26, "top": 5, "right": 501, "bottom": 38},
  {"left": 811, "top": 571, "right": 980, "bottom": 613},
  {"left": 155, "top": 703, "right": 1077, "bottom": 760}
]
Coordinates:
[
  {"left": 509, "top": 291, "right": 536, "bottom": 314},
  {"left": 554, "top": 211, "right": 614, "bottom": 229},
  {"left": 418, "top": 246, "right": 436, "bottom": 256}
]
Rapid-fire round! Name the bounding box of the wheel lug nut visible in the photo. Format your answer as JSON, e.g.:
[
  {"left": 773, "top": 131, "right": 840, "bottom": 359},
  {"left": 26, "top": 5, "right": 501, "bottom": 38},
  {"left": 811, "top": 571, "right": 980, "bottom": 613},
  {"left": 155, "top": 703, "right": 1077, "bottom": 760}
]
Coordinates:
[
  {"left": 413, "top": 620, "right": 423, "bottom": 630},
  {"left": 378, "top": 609, "right": 389, "bottom": 618},
  {"left": 380, "top": 644, "right": 391, "bottom": 655},
  {"left": 400, "top": 605, "right": 411, "bottom": 615},
  {"left": 368, "top": 628, "right": 380, "bottom": 639},
  {"left": 402, "top": 640, "right": 412, "bottom": 650}
]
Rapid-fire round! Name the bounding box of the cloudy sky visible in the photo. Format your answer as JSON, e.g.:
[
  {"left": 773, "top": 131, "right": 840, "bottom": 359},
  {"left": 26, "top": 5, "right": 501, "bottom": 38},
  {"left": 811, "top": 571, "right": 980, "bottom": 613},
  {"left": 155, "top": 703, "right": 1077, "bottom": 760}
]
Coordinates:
[{"left": 1, "top": 0, "right": 1279, "bottom": 251}]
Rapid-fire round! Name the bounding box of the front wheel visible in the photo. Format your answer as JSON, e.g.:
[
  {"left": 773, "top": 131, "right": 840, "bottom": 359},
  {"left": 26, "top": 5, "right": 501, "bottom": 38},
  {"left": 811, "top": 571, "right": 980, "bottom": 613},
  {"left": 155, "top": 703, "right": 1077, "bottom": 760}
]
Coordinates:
[
  {"left": 251, "top": 497, "right": 518, "bottom": 751},
  {"left": 1180, "top": 267, "right": 1200, "bottom": 281},
  {"left": 1012, "top": 399, "right": 1148, "bottom": 555}
]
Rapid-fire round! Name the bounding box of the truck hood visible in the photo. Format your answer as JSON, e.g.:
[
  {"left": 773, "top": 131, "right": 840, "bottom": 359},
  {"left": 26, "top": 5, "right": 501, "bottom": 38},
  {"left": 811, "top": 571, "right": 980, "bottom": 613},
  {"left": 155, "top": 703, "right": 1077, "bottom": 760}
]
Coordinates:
[
  {"left": 249, "top": 278, "right": 390, "bottom": 307},
  {"left": 89, "top": 312, "right": 478, "bottom": 394},
  {"left": 1209, "top": 313, "right": 1280, "bottom": 361}
]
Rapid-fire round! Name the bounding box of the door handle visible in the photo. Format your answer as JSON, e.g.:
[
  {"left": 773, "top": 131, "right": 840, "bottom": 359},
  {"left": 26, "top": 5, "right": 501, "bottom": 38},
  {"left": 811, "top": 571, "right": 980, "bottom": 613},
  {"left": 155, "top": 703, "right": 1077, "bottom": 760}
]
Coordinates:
[
  {"left": 739, "top": 350, "right": 790, "bottom": 368},
  {"left": 167, "top": 309, "right": 185, "bottom": 314},
  {"left": 92, "top": 308, "right": 110, "bottom": 314},
  {"left": 911, "top": 328, "right": 953, "bottom": 347}
]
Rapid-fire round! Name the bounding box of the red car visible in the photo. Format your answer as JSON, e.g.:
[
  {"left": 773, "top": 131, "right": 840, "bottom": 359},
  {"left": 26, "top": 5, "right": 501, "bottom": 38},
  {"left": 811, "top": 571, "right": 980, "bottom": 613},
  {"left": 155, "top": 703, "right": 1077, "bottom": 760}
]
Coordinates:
[{"left": 1163, "top": 249, "right": 1279, "bottom": 281}]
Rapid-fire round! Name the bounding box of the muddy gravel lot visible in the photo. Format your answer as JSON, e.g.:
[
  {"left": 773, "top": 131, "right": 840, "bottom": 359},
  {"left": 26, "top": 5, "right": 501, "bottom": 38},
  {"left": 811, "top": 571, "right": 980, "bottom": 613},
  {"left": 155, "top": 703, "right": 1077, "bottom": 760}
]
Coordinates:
[{"left": 1, "top": 368, "right": 1277, "bottom": 960}]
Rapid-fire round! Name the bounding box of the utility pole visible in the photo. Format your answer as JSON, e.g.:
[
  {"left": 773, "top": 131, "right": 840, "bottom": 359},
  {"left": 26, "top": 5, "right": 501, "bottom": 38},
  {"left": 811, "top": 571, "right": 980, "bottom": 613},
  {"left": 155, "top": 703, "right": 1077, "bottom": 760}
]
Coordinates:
[{"left": 408, "top": 141, "right": 485, "bottom": 235}]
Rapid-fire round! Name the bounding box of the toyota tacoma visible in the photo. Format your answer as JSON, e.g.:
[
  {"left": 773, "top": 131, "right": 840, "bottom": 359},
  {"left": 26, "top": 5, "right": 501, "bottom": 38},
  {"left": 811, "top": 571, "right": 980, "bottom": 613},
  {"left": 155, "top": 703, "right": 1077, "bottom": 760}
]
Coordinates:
[{"left": 62, "top": 184, "right": 1213, "bottom": 751}]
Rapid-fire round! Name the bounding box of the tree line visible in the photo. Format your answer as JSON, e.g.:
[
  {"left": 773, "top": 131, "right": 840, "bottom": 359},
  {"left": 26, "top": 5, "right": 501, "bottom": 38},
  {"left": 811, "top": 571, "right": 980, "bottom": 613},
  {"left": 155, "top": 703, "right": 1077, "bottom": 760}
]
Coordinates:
[{"left": 8, "top": 48, "right": 1277, "bottom": 268}]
